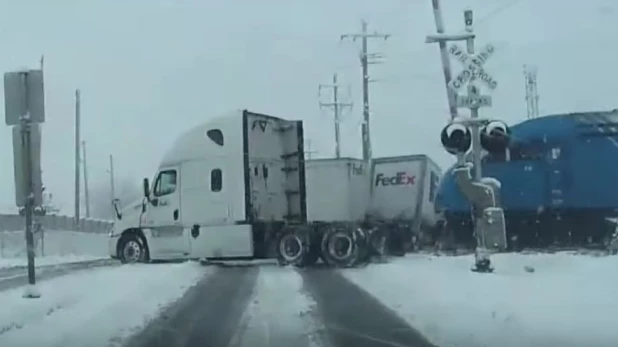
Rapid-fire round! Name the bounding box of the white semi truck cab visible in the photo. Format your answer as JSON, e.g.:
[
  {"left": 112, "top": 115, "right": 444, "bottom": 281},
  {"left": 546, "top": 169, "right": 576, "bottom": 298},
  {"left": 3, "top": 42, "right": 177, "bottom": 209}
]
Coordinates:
[{"left": 109, "top": 109, "right": 308, "bottom": 264}]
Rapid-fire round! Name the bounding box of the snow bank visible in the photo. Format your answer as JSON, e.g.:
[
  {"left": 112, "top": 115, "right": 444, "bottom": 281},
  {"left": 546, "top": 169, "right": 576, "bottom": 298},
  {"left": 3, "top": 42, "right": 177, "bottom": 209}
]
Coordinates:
[
  {"left": 0, "top": 261, "right": 206, "bottom": 347},
  {"left": 0, "top": 230, "right": 108, "bottom": 267},
  {"left": 342, "top": 253, "right": 618, "bottom": 347},
  {"left": 232, "top": 266, "right": 322, "bottom": 347}
]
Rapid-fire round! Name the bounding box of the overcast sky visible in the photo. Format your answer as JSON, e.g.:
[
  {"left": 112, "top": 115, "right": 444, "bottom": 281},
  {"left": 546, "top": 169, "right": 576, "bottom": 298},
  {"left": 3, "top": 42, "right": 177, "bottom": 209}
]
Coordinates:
[{"left": 0, "top": 0, "right": 616, "bottom": 215}]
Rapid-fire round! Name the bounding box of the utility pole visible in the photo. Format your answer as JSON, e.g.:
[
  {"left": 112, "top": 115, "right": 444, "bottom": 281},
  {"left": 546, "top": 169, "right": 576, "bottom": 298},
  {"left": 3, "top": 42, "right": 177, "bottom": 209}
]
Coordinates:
[
  {"left": 109, "top": 154, "right": 116, "bottom": 210},
  {"left": 341, "top": 20, "right": 389, "bottom": 162},
  {"left": 304, "top": 139, "right": 317, "bottom": 160},
  {"left": 319, "top": 73, "right": 353, "bottom": 158},
  {"left": 524, "top": 65, "right": 539, "bottom": 119},
  {"left": 82, "top": 140, "right": 90, "bottom": 218},
  {"left": 428, "top": 0, "right": 459, "bottom": 120},
  {"left": 74, "top": 89, "right": 81, "bottom": 229}
]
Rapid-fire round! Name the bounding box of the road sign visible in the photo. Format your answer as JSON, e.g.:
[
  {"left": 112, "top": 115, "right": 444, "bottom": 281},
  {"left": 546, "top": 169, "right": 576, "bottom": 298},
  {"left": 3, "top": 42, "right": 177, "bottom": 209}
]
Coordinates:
[
  {"left": 455, "top": 94, "right": 492, "bottom": 108},
  {"left": 4, "top": 70, "right": 45, "bottom": 126},
  {"left": 448, "top": 44, "right": 497, "bottom": 91},
  {"left": 13, "top": 124, "right": 43, "bottom": 207}
]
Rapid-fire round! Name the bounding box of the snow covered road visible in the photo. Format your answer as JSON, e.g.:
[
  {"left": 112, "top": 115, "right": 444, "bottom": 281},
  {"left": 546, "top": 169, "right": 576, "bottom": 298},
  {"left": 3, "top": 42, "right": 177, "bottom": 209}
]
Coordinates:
[
  {"left": 0, "top": 262, "right": 206, "bottom": 347},
  {"left": 1, "top": 252, "right": 616, "bottom": 347},
  {"left": 125, "top": 263, "right": 433, "bottom": 347}
]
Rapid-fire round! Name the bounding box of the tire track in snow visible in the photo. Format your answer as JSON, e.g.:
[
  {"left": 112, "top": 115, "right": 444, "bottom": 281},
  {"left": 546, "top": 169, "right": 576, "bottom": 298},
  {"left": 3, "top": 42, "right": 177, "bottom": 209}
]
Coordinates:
[
  {"left": 228, "top": 265, "right": 327, "bottom": 347},
  {"left": 301, "top": 268, "right": 437, "bottom": 347},
  {"left": 124, "top": 265, "right": 258, "bottom": 347}
]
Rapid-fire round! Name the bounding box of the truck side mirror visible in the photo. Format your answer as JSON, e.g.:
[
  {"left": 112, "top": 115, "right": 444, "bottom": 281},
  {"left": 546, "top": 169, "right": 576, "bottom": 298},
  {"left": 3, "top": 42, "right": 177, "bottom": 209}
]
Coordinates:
[{"left": 143, "top": 178, "right": 150, "bottom": 200}]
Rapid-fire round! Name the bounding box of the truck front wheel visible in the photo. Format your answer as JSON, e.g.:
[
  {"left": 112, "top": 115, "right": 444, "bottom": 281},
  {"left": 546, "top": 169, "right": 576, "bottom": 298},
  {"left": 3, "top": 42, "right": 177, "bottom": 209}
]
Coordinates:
[{"left": 118, "top": 234, "right": 147, "bottom": 264}]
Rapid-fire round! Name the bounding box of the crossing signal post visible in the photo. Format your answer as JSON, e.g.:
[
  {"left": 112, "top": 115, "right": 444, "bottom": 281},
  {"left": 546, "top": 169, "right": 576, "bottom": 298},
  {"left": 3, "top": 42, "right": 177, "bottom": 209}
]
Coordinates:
[
  {"left": 4, "top": 69, "right": 46, "bottom": 297},
  {"left": 428, "top": 7, "right": 509, "bottom": 273}
]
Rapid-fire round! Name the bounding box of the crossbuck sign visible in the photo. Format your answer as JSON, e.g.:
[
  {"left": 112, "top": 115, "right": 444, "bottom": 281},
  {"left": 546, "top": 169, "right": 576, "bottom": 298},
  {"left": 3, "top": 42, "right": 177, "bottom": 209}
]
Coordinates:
[{"left": 448, "top": 44, "right": 497, "bottom": 92}]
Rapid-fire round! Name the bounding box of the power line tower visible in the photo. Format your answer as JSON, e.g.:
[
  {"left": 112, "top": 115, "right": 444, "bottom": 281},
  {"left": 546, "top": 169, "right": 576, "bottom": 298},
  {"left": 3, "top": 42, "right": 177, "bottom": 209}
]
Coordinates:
[
  {"left": 341, "top": 20, "right": 390, "bottom": 162},
  {"left": 524, "top": 64, "right": 540, "bottom": 119},
  {"left": 319, "top": 73, "right": 353, "bottom": 158}
]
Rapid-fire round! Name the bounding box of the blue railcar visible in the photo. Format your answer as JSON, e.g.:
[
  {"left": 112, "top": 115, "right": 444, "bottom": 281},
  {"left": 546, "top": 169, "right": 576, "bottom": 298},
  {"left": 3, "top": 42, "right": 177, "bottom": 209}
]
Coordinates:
[{"left": 436, "top": 110, "right": 618, "bottom": 248}]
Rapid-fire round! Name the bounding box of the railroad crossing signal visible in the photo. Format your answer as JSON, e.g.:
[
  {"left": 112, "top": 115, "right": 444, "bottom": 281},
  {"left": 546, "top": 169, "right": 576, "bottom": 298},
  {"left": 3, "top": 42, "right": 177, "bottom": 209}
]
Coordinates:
[{"left": 448, "top": 43, "right": 497, "bottom": 92}]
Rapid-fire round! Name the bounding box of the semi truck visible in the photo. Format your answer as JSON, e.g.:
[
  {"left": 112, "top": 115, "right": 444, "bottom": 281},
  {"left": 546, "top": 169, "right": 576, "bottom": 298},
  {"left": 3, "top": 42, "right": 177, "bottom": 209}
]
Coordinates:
[{"left": 108, "top": 109, "right": 444, "bottom": 267}]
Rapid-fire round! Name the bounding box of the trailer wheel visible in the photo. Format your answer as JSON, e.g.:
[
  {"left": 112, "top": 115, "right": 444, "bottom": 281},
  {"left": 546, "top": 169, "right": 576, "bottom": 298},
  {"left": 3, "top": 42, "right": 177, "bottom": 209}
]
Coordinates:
[
  {"left": 276, "top": 228, "right": 309, "bottom": 267},
  {"left": 321, "top": 227, "right": 359, "bottom": 268}
]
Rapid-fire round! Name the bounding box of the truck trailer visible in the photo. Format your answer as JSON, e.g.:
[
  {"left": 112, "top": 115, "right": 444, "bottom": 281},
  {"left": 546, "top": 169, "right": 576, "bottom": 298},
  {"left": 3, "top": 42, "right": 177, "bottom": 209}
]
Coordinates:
[
  {"left": 367, "top": 155, "right": 443, "bottom": 252},
  {"left": 108, "top": 110, "right": 389, "bottom": 268}
]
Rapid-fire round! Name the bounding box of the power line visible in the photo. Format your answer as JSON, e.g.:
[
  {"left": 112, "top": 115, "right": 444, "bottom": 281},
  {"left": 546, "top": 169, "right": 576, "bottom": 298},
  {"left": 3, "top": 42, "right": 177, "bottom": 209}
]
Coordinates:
[
  {"left": 319, "top": 73, "right": 353, "bottom": 158},
  {"left": 341, "top": 20, "right": 390, "bottom": 162}
]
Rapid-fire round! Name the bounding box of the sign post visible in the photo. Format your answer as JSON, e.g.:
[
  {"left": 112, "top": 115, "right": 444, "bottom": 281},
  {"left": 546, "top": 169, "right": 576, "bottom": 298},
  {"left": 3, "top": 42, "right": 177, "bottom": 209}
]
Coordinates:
[
  {"left": 4, "top": 69, "right": 45, "bottom": 298},
  {"left": 429, "top": 5, "right": 505, "bottom": 273}
]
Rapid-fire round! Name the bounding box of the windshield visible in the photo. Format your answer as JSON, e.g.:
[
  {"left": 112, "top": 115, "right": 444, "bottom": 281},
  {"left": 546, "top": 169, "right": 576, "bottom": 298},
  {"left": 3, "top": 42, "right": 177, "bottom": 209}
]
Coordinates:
[{"left": 0, "top": 1, "right": 616, "bottom": 347}]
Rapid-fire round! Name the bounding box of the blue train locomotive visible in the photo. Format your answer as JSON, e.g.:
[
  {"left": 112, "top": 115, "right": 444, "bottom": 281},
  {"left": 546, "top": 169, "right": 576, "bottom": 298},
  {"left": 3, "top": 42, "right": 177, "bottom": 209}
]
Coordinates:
[{"left": 435, "top": 110, "right": 618, "bottom": 249}]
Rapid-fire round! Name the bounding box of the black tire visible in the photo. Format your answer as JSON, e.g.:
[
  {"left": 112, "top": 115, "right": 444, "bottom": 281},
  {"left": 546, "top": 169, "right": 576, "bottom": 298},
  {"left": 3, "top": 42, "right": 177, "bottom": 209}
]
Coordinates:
[
  {"left": 276, "top": 227, "right": 310, "bottom": 267},
  {"left": 118, "top": 234, "right": 147, "bottom": 264},
  {"left": 320, "top": 226, "right": 359, "bottom": 268}
]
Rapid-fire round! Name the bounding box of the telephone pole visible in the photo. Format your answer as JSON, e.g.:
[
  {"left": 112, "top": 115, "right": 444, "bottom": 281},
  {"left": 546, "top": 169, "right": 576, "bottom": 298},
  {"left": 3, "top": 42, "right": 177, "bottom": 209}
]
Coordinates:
[
  {"left": 341, "top": 20, "right": 389, "bottom": 162},
  {"left": 524, "top": 64, "right": 539, "bottom": 119},
  {"left": 304, "top": 139, "right": 317, "bottom": 160},
  {"left": 319, "top": 73, "right": 353, "bottom": 158},
  {"left": 74, "top": 89, "right": 81, "bottom": 229},
  {"left": 109, "top": 154, "right": 116, "bottom": 204},
  {"left": 82, "top": 140, "right": 90, "bottom": 218}
]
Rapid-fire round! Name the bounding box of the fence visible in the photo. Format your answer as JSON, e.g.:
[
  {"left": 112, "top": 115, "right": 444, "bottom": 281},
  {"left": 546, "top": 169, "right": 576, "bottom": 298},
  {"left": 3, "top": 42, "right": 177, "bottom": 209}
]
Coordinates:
[{"left": 0, "top": 213, "right": 113, "bottom": 234}]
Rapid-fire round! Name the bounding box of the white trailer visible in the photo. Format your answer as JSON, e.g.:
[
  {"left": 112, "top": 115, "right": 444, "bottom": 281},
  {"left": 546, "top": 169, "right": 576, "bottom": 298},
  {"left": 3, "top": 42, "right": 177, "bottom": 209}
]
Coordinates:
[
  {"left": 108, "top": 110, "right": 382, "bottom": 268},
  {"left": 368, "top": 155, "right": 443, "bottom": 249},
  {"left": 305, "top": 158, "right": 369, "bottom": 223}
]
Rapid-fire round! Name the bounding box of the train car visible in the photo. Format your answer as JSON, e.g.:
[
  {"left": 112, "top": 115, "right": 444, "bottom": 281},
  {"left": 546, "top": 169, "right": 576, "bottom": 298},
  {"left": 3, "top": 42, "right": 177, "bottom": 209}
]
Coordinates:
[{"left": 436, "top": 110, "right": 618, "bottom": 249}]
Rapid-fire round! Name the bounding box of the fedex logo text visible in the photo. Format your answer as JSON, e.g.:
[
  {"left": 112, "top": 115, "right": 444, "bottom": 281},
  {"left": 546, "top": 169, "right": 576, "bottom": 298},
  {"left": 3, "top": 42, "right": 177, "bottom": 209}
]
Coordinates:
[{"left": 375, "top": 172, "right": 416, "bottom": 187}]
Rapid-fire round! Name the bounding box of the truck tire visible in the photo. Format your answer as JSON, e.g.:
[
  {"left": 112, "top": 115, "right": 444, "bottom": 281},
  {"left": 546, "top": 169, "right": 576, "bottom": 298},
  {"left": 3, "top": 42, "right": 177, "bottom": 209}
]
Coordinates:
[
  {"left": 118, "top": 234, "right": 147, "bottom": 264},
  {"left": 276, "top": 227, "right": 309, "bottom": 267},
  {"left": 320, "top": 226, "right": 359, "bottom": 268}
]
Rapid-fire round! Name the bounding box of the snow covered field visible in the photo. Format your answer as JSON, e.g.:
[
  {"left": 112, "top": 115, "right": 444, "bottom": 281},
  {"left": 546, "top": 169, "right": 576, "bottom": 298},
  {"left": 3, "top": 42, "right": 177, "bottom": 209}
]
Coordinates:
[
  {"left": 0, "top": 230, "right": 108, "bottom": 268},
  {"left": 0, "top": 261, "right": 206, "bottom": 347},
  {"left": 342, "top": 252, "right": 618, "bottom": 347}
]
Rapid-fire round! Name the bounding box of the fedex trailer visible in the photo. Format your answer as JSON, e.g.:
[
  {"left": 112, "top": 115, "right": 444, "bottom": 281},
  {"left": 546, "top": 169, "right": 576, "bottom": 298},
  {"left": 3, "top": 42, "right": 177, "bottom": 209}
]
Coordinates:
[{"left": 368, "top": 155, "right": 443, "bottom": 251}]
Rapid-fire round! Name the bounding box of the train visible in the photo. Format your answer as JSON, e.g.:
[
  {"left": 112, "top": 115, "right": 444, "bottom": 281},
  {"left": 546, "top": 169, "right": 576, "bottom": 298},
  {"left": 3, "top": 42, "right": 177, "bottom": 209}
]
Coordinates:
[{"left": 435, "top": 110, "right": 618, "bottom": 250}]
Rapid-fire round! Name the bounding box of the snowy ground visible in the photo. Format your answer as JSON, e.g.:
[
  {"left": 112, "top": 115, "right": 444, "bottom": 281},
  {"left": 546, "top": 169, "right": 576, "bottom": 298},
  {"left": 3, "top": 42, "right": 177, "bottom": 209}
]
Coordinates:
[
  {"left": 0, "top": 230, "right": 108, "bottom": 268},
  {"left": 0, "top": 261, "right": 206, "bottom": 347},
  {"left": 342, "top": 252, "right": 618, "bottom": 347}
]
